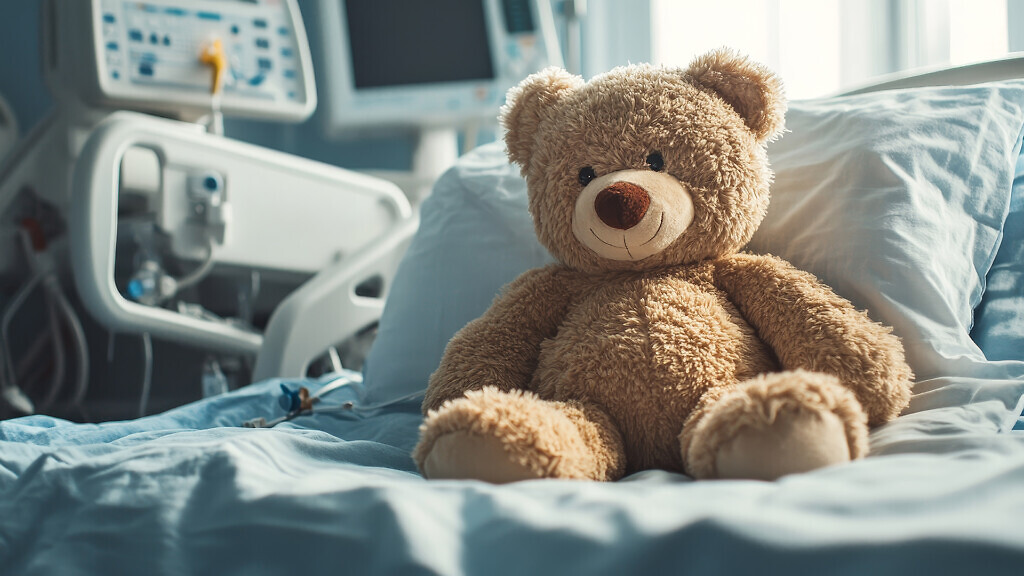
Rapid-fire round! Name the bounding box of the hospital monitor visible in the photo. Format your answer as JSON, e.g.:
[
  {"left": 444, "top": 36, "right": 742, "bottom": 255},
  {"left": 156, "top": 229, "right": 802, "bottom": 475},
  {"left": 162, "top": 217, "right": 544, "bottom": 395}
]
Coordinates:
[
  {"left": 44, "top": 0, "right": 316, "bottom": 121},
  {"left": 318, "top": 0, "right": 562, "bottom": 134}
]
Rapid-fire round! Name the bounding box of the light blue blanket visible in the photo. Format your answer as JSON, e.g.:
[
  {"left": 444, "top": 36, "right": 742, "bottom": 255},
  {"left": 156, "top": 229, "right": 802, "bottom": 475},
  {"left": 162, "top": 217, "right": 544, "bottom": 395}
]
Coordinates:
[
  {"left": 5, "top": 81, "right": 1024, "bottom": 575},
  {"left": 2, "top": 373, "right": 1024, "bottom": 575}
]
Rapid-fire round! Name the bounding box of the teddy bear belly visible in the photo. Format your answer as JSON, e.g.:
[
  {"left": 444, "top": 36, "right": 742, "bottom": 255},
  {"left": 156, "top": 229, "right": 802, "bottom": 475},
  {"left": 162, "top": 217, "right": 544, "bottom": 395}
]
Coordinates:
[{"left": 532, "top": 278, "right": 778, "bottom": 473}]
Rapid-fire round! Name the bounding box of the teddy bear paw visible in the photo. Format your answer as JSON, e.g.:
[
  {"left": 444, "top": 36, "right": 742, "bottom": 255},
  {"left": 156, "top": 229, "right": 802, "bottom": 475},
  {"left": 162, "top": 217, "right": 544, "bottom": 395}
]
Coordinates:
[
  {"left": 414, "top": 387, "right": 624, "bottom": 483},
  {"left": 683, "top": 370, "right": 869, "bottom": 481},
  {"left": 420, "top": 429, "right": 543, "bottom": 483}
]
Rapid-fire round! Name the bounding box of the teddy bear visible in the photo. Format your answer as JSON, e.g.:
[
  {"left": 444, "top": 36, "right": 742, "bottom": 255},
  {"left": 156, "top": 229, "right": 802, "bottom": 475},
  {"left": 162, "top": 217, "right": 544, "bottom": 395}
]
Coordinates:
[{"left": 412, "top": 49, "right": 913, "bottom": 483}]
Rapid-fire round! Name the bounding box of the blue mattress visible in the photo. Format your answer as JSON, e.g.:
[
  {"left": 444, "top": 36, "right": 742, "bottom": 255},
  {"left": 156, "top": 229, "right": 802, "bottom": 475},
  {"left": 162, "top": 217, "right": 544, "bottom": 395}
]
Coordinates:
[{"left": 2, "top": 373, "right": 1024, "bottom": 575}]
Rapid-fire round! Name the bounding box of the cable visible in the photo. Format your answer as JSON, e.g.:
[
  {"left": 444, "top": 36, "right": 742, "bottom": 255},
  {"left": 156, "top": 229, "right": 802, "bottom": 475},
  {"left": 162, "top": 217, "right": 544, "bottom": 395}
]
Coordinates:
[
  {"left": 199, "top": 38, "right": 226, "bottom": 136},
  {"left": 37, "top": 287, "right": 65, "bottom": 411},
  {"left": 48, "top": 278, "right": 89, "bottom": 407},
  {"left": 0, "top": 273, "right": 43, "bottom": 416},
  {"left": 14, "top": 328, "right": 51, "bottom": 391},
  {"left": 1, "top": 273, "right": 42, "bottom": 389},
  {"left": 174, "top": 239, "right": 216, "bottom": 292},
  {"left": 138, "top": 333, "right": 153, "bottom": 418}
]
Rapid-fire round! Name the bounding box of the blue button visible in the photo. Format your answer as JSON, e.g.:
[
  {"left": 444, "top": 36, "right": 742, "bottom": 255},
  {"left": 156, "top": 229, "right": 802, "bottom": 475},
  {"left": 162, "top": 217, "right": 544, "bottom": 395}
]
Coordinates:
[
  {"left": 255, "top": 38, "right": 269, "bottom": 49},
  {"left": 164, "top": 7, "right": 186, "bottom": 16},
  {"left": 112, "top": 70, "right": 121, "bottom": 80},
  {"left": 231, "top": 24, "right": 240, "bottom": 35},
  {"left": 278, "top": 26, "right": 288, "bottom": 36},
  {"left": 149, "top": 33, "right": 159, "bottom": 44},
  {"left": 248, "top": 75, "right": 266, "bottom": 87},
  {"left": 163, "top": 35, "right": 170, "bottom": 46},
  {"left": 258, "top": 57, "right": 272, "bottom": 70},
  {"left": 103, "top": 13, "right": 116, "bottom": 23},
  {"left": 197, "top": 12, "right": 222, "bottom": 21},
  {"left": 280, "top": 47, "right": 293, "bottom": 58},
  {"left": 139, "top": 63, "right": 154, "bottom": 76},
  {"left": 106, "top": 41, "right": 119, "bottom": 51},
  {"left": 282, "top": 69, "right": 295, "bottom": 79},
  {"left": 253, "top": 18, "right": 267, "bottom": 28},
  {"left": 129, "top": 29, "right": 143, "bottom": 42},
  {"left": 127, "top": 279, "right": 145, "bottom": 300},
  {"left": 203, "top": 176, "right": 219, "bottom": 191}
]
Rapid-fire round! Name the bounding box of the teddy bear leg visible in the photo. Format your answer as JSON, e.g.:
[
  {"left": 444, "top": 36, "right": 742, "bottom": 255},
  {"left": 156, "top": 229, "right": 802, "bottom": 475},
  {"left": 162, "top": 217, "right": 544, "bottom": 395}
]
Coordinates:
[
  {"left": 414, "top": 386, "right": 626, "bottom": 483},
  {"left": 680, "top": 370, "right": 869, "bottom": 481}
]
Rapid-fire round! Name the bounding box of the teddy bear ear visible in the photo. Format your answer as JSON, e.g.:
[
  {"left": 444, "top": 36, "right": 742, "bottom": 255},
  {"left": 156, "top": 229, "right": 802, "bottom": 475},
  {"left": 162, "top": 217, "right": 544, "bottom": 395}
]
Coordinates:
[
  {"left": 501, "top": 67, "right": 584, "bottom": 169},
  {"left": 684, "top": 48, "right": 786, "bottom": 143}
]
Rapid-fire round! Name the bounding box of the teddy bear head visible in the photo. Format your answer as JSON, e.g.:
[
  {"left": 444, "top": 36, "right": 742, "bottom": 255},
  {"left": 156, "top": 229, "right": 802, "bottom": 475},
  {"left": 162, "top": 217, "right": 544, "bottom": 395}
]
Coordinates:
[{"left": 501, "top": 49, "right": 786, "bottom": 273}]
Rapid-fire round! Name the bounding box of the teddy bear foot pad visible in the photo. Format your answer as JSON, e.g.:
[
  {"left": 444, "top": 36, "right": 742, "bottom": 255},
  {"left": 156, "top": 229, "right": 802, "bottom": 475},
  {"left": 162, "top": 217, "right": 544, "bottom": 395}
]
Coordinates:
[
  {"left": 421, "top": 431, "right": 543, "bottom": 483},
  {"left": 684, "top": 370, "right": 870, "bottom": 481},
  {"left": 713, "top": 408, "right": 852, "bottom": 481}
]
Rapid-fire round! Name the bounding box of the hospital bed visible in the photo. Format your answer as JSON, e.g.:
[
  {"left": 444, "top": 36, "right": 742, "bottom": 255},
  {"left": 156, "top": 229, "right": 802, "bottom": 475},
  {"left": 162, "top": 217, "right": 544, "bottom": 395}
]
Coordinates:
[{"left": 3, "top": 36, "right": 1024, "bottom": 576}]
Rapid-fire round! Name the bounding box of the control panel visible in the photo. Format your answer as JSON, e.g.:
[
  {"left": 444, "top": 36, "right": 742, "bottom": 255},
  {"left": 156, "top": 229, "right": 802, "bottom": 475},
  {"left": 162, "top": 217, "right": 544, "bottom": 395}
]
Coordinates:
[{"left": 45, "top": 0, "right": 316, "bottom": 122}]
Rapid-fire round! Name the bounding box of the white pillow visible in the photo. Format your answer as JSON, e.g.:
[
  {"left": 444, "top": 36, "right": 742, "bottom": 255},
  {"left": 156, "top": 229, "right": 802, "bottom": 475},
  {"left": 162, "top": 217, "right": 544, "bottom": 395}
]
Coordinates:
[
  {"left": 362, "top": 145, "right": 551, "bottom": 404},
  {"left": 363, "top": 81, "right": 1024, "bottom": 430}
]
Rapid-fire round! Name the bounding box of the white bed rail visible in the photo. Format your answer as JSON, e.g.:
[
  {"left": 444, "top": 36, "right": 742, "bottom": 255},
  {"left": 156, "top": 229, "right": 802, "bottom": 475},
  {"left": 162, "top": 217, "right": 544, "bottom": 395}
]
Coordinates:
[
  {"left": 253, "top": 214, "right": 419, "bottom": 381},
  {"left": 840, "top": 52, "right": 1024, "bottom": 96}
]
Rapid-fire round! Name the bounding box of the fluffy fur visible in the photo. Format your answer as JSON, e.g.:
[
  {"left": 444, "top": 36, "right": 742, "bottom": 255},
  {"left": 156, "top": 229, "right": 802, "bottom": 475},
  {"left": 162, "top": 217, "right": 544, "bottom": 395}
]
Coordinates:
[{"left": 414, "top": 49, "right": 913, "bottom": 483}]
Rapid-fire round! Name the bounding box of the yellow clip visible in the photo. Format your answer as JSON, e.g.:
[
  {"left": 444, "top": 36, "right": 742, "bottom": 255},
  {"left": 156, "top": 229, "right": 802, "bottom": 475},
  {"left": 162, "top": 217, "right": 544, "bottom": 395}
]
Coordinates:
[{"left": 199, "top": 39, "right": 227, "bottom": 95}]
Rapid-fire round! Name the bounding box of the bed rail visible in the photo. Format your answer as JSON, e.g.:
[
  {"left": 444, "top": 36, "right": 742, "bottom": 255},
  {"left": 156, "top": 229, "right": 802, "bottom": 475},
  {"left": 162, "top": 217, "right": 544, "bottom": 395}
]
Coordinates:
[{"left": 839, "top": 52, "right": 1024, "bottom": 96}]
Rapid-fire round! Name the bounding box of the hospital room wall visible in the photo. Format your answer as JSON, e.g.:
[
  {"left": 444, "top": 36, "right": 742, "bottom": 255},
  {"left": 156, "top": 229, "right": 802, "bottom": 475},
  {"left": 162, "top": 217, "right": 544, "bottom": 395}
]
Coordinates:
[{"left": 0, "top": 0, "right": 652, "bottom": 175}]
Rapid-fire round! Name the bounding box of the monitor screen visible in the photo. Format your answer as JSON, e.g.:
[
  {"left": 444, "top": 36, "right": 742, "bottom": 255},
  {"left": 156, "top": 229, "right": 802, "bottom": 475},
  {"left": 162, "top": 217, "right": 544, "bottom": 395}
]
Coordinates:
[
  {"left": 344, "top": 0, "right": 496, "bottom": 89},
  {"left": 318, "top": 0, "right": 560, "bottom": 131}
]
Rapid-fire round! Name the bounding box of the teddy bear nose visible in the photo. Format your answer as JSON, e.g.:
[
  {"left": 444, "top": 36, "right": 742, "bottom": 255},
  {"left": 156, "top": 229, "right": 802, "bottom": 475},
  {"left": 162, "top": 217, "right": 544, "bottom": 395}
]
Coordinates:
[{"left": 595, "top": 182, "right": 651, "bottom": 230}]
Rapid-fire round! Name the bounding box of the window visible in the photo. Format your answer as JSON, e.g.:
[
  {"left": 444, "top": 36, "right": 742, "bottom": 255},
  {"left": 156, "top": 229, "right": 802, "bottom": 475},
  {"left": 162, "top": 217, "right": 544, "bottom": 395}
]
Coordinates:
[{"left": 650, "top": 0, "right": 1011, "bottom": 99}]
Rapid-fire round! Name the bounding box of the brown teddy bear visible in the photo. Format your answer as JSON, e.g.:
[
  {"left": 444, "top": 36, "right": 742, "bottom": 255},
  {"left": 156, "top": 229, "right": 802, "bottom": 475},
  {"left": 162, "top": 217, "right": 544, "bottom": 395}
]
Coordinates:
[{"left": 413, "top": 49, "right": 913, "bottom": 483}]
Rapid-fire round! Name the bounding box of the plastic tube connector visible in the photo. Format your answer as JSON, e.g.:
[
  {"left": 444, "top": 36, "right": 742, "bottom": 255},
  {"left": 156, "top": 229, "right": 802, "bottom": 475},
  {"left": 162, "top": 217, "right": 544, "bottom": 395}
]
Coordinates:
[{"left": 199, "top": 39, "right": 227, "bottom": 95}]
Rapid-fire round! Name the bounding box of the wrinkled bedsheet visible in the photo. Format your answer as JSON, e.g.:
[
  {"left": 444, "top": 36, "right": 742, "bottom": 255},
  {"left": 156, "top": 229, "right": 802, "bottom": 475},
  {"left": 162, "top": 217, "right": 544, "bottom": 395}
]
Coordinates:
[{"left": 2, "top": 373, "right": 1024, "bottom": 575}]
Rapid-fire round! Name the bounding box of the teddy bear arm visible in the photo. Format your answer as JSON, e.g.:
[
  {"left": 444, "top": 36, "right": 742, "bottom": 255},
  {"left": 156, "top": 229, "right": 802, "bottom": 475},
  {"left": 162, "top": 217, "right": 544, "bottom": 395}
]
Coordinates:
[
  {"left": 422, "top": 265, "right": 575, "bottom": 414},
  {"left": 712, "top": 254, "right": 913, "bottom": 425}
]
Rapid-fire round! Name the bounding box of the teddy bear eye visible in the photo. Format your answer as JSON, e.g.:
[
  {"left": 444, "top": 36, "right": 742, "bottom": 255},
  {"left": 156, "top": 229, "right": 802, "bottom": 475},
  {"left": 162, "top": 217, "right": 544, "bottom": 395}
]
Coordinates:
[
  {"left": 646, "top": 152, "right": 665, "bottom": 172},
  {"left": 578, "top": 167, "right": 597, "bottom": 187}
]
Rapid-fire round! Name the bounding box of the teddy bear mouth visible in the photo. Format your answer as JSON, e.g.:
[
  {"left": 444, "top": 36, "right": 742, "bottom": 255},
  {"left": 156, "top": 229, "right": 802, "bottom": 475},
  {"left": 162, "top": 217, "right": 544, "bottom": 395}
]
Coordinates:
[
  {"left": 589, "top": 213, "right": 665, "bottom": 259},
  {"left": 638, "top": 213, "right": 666, "bottom": 246}
]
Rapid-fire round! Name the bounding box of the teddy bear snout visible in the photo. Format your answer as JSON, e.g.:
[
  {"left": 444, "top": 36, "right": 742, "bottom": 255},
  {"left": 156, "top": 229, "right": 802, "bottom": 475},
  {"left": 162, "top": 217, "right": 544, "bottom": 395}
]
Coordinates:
[{"left": 595, "top": 182, "right": 651, "bottom": 230}]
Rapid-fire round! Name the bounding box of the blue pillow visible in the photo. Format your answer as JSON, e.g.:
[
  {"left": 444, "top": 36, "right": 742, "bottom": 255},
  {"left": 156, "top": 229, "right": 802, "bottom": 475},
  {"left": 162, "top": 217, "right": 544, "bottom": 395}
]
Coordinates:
[
  {"left": 363, "top": 81, "right": 1024, "bottom": 421},
  {"left": 362, "top": 145, "right": 551, "bottom": 404},
  {"left": 971, "top": 137, "right": 1024, "bottom": 362}
]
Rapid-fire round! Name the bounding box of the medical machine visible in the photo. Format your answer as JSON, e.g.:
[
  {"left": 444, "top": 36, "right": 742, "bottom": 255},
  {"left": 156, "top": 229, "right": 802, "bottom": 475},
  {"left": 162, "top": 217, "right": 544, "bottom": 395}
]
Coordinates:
[
  {"left": 0, "top": 0, "right": 411, "bottom": 418},
  {"left": 317, "top": 0, "right": 562, "bottom": 200}
]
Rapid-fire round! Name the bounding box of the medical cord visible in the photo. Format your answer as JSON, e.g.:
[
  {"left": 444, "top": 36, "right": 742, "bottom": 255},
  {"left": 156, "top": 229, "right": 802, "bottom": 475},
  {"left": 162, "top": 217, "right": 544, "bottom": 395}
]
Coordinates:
[
  {"left": 15, "top": 327, "right": 51, "bottom": 390},
  {"left": 53, "top": 281, "right": 88, "bottom": 407},
  {"left": 23, "top": 229, "right": 90, "bottom": 410},
  {"left": 174, "top": 239, "right": 217, "bottom": 291},
  {"left": 241, "top": 377, "right": 425, "bottom": 429},
  {"left": 199, "top": 38, "right": 226, "bottom": 136},
  {"left": 1, "top": 273, "right": 42, "bottom": 393},
  {"left": 138, "top": 333, "right": 153, "bottom": 418},
  {"left": 38, "top": 281, "right": 66, "bottom": 410},
  {"left": 242, "top": 375, "right": 356, "bottom": 428},
  {"left": 1, "top": 230, "right": 91, "bottom": 413}
]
